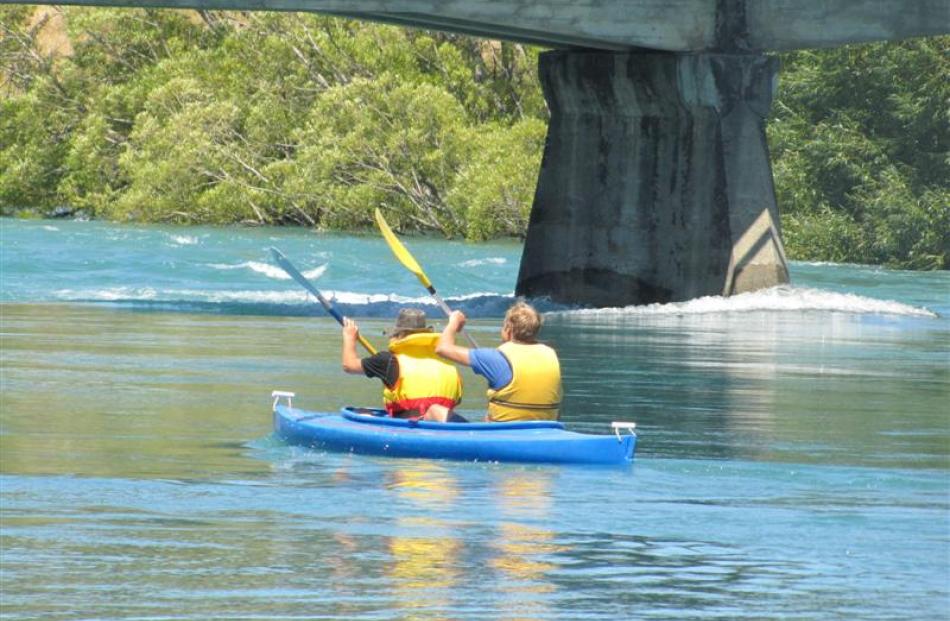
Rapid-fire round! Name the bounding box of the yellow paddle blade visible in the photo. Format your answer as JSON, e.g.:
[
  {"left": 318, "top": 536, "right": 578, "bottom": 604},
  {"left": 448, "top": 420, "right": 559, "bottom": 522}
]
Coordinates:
[{"left": 374, "top": 208, "right": 432, "bottom": 289}]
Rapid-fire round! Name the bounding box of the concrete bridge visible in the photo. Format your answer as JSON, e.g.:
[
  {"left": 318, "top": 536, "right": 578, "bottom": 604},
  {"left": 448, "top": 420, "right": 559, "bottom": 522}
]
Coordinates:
[{"left": 9, "top": 0, "right": 949, "bottom": 305}]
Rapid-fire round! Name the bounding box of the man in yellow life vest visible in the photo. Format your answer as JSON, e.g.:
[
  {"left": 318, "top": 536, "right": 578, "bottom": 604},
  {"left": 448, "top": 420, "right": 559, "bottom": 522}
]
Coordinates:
[
  {"left": 342, "top": 308, "right": 463, "bottom": 422},
  {"left": 436, "top": 301, "right": 562, "bottom": 422}
]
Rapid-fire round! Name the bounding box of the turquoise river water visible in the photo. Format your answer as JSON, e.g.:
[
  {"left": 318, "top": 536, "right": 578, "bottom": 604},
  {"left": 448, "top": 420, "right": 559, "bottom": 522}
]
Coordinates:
[{"left": 1, "top": 218, "right": 948, "bottom": 620}]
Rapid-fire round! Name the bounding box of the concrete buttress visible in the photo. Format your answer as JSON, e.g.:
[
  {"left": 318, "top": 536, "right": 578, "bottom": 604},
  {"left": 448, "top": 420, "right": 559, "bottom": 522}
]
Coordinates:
[{"left": 516, "top": 50, "right": 789, "bottom": 306}]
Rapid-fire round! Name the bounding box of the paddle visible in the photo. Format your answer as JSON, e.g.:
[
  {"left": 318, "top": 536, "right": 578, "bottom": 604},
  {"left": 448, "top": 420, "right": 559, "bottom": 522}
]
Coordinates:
[
  {"left": 373, "top": 208, "right": 479, "bottom": 348},
  {"left": 269, "top": 247, "right": 378, "bottom": 355}
]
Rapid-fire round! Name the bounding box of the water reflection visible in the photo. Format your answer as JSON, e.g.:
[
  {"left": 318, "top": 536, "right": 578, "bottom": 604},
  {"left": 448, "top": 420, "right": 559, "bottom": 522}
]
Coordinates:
[
  {"left": 545, "top": 310, "right": 950, "bottom": 468},
  {"left": 544, "top": 530, "right": 817, "bottom": 617},
  {"left": 490, "top": 471, "right": 564, "bottom": 620},
  {"left": 384, "top": 463, "right": 462, "bottom": 619},
  {"left": 386, "top": 463, "right": 460, "bottom": 509}
]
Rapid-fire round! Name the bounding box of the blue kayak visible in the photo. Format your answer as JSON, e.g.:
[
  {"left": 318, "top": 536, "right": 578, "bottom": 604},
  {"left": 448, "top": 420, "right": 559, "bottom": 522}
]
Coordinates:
[{"left": 271, "top": 392, "right": 636, "bottom": 465}]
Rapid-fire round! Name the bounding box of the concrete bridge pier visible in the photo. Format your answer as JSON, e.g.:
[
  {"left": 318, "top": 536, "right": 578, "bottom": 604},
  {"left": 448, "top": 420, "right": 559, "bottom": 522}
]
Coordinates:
[{"left": 516, "top": 50, "right": 789, "bottom": 307}]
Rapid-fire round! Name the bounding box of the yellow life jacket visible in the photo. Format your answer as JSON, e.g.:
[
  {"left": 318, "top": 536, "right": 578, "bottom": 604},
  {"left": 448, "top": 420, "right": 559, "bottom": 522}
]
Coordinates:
[
  {"left": 382, "top": 332, "right": 462, "bottom": 417},
  {"left": 487, "top": 341, "right": 562, "bottom": 422}
]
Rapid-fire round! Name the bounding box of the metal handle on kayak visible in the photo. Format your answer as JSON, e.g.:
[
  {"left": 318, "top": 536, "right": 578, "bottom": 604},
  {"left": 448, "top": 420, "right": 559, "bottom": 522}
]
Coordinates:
[
  {"left": 272, "top": 390, "right": 296, "bottom": 410},
  {"left": 611, "top": 422, "right": 636, "bottom": 442}
]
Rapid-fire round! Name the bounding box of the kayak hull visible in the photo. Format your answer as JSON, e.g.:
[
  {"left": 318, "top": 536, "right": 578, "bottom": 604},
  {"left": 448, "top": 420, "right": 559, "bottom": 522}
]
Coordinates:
[{"left": 273, "top": 405, "right": 636, "bottom": 465}]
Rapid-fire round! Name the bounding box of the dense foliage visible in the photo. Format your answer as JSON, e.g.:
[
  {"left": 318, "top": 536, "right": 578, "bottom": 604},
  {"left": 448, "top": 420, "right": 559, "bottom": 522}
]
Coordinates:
[
  {"left": 1, "top": 7, "right": 946, "bottom": 266},
  {"left": 1, "top": 7, "right": 545, "bottom": 239},
  {"left": 768, "top": 40, "right": 949, "bottom": 269}
]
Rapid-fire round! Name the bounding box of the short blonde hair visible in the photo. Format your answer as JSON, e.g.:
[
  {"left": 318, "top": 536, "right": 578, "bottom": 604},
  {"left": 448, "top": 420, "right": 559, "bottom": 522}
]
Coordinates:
[{"left": 504, "top": 301, "right": 542, "bottom": 342}]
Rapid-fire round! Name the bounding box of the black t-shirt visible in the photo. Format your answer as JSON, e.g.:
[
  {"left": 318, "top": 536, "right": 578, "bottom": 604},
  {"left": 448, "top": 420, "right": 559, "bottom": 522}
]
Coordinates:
[{"left": 361, "top": 351, "right": 399, "bottom": 388}]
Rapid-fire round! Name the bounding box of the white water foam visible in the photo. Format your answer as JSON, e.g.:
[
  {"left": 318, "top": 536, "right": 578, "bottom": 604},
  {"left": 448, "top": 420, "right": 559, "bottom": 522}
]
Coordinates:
[
  {"left": 794, "top": 260, "right": 881, "bottom": 270},
  {"left": 797, "top": 261, "right": 848, "bottom": 268},
  {"left": 457, "top": 257, "right": 507, "bottom": 268},
  {"left": 168, "top": 234, "right": 199, "bottom": 246},
  {"left": 326, "top": 290, "right": 505, "bottom": 305},
  {"left": 196, "top": 290, "right": 310, "bottom": 303},
  {"left": 552, "top": 286, "right": 937, "bottom": 319},
  {"left": 54, "top": 287, "right": 159, "bottom": 301},
  {"left": 207, "top": 261, "right": 327, "bottom": 281},
  {"left": 51, "top": 286, "right": 495, "bottom": 305},
  {"left": 42, "top": 225, "right": 59, "bottom": 232},
  {"left": 50, "top": 286, "right": 515, "bottom": 314},
  {"left": 53, "top": 287, "right": 307, "bottom": 304},
  {"left": 55, "top": 285, "right": 931, "bottom": 320}
]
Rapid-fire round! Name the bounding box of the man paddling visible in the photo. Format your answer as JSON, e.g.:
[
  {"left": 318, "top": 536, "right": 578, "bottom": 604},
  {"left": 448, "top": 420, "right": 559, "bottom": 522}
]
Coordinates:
[
  {"left": 342, "top": 308, "right": 463, "bottom": 422},
  {"left": 436, "top": 301, "right": 562, "bottom": 422}
]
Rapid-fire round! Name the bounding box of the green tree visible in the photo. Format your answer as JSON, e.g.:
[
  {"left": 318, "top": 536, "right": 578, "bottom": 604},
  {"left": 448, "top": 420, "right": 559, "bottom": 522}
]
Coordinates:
[
  {"left": 448, "top": 118, "right": 546, "bottom": 240},
  {"left": 769, "top": 37, "right": 949, "bottom": 268},
  {"left": 286, "top": 75, "right": 473, "bottom": 235},
  {"left": 1, "top": 7, "right": 83, "bottom": 212}
]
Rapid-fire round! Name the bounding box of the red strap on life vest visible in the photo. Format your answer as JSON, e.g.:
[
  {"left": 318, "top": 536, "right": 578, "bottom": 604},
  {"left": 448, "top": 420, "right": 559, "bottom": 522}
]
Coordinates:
[{"left": 386, "top": 396, "right": 458, "bottom": 420}]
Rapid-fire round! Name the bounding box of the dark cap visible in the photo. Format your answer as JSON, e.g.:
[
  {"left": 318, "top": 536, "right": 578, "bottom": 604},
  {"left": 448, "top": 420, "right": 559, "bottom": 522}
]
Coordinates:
[{"left": 385, "top": 308, "right": 432, "bottom": 336}]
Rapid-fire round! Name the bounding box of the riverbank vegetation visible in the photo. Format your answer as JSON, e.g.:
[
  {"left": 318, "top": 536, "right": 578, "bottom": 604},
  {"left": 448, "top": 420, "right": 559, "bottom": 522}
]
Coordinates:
[{"left": 1, "top": 7, "right": 947, "bottom": 268}]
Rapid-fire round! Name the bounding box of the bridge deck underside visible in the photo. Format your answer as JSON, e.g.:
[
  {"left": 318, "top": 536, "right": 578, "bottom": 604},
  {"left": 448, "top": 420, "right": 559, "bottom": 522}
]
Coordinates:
[{"left": 17, "top": 0, "right": 949, "bottom": 52}]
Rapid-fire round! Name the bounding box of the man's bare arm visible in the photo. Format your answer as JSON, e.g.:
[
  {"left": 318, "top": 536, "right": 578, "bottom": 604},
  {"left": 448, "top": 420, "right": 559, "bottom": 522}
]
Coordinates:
[
  {"left": 341, "top": 318, "right": 365, "bottom": 374},
  {"left": 436, "top": 311, "right": 472, "bottom": 366}
]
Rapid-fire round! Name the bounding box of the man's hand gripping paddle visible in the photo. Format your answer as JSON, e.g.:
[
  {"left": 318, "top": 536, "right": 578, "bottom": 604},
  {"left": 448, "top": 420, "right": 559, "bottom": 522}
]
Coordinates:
[
  {"left": 374, "top": 209, "right": 479, "bottom": 348},
  {"left": 270, "top": 247, "right": 377, "bottom": 354}
]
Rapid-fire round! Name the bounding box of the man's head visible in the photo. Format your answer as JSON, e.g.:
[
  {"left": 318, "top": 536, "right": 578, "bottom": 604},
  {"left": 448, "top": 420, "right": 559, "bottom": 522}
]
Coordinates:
[
  {"left": 387, "top": 308, "right": 432, "bottom": 340},
  {"left": 502, "top": 301, "right": 542, "bottom": 343}
]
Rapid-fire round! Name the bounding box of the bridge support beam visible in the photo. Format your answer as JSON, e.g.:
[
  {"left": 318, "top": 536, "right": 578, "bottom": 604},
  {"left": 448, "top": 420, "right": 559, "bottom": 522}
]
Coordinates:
[{"left": 516, "top": 50, "right": 789, "bottom": 307}]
